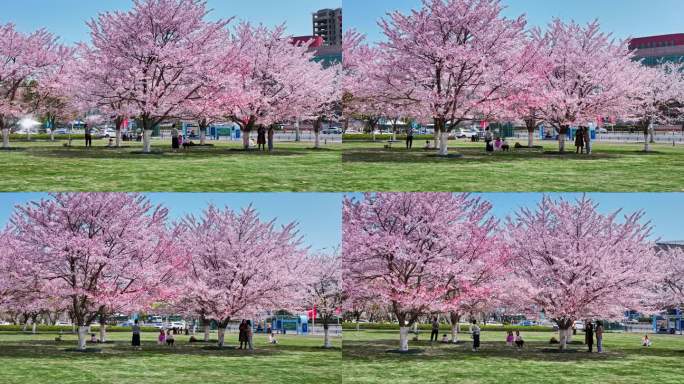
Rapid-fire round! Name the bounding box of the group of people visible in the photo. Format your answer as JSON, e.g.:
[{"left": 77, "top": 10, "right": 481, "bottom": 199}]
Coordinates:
[
  {"left": 157, "top": 329, "right": 176, "bottom": 347},
  {"left": 584, "top": 320, "right": 605, "bottom": 353},
  {"left": 256, "top": 126, "right": 275, "bottom": 151},
  {"left": 484, "top": 128, "right": 510, "bottom": 153},
  {"left": 574, "top": 126, "right": 593, "bottom": 154}
]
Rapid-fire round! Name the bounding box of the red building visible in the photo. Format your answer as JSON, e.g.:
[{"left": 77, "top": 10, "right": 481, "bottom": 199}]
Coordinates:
[{"left": 629, "top": 33, "right": 684, "bottom": 66}]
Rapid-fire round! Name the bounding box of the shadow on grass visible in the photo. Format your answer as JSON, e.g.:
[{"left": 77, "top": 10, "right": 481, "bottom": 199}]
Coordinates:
[
  {"left": 20, "top": 146, "right": 325, "bottom": 160},
  {"left": 339, "top": 339, "right": 676, "bottom": 363},
  {"left": 0, "top": 339, "right": 339, "bottom": 360},
  {"left": 342, "top": 147, "right": 621, "bottom": 164}
]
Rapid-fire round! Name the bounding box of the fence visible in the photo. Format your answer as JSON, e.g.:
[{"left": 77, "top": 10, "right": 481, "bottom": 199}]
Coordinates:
[{"left": 513, "top": 131, "right": 684, "bottom": 144}]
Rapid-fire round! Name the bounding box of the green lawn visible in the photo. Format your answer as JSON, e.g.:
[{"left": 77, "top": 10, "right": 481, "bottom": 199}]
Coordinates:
[
  {"left": 0, "top": 330, "right": 341, "bottom": 384},
  {"left": 342, "top": 140, "right": 684, "bottom": 192},
  {"left": 1, "top": 139, "right": 683, "bottom": 191},
  {"left": 343, "top": 330, "right": 684, "bottom": 383},
  {"left": 0, "top": 139, "right": 343, "bottom": 192}
]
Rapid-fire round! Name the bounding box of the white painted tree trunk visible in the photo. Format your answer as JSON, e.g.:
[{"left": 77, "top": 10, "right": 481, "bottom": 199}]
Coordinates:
[
  {"left": 295, "top": 118, "right": 301, "bottom": 142},
  {"left": 399, "top": 326, "right": 409, "bottom": 351},
  {"left": 528, "top": 130, "right": 534, "bottom": 147},
  {"left": 116, "top": 128, "right": 121, "bottom": 147},
  {"left": 558, "top": 134, "right": 566, "bottom": 153},
  {"left": 2, "top": 128, "right": 9, "bottom": 149},
  {"left": 72, "top": 324, "right": 77, "bottom": 334},
  {"left": 203, "top": 324, "right": 210, "bottom": 342},
  {"left": 242, "top": 131, "right": 250, "bottom": 149},
  {"left": 50, "top": 129, "right": 55, "bottom": 142},
  {"left": 99, "top": 323, "right": 107, "bottom": 343},
  {"left": 558, "top": 327, "right": 570, "bottom": 350},
  {"left": 78, "top": 326, "right": 89, "bottom": 350},
  {"left": 143, "top": 129, "right": 152, "bottom": 153},
  {"left": 451, "top": 324, "right": 459, "bottom": 343},
  {"left": 22, "top": 323, "right": 28, "bottom": 332},
  {"left": 200, "top": 128, "right": 206, "bottom": 145},
  {"left": 314, "top": 131, "right": 321, "bottom": 148},
  {"left": 433, "top": 131, "right": 439, "bottom": 149},
  {"left": 217, "top": 327, "right": 226, "bottom": 347},
  {"left": 32, "top": 322, "right": 37, "bottom": 334},
  {"left": 323, "top": 327, "right": 332, "bottom": 348},
  {"left": 439, "top": 131, "right": 449, "bottom": 156}
]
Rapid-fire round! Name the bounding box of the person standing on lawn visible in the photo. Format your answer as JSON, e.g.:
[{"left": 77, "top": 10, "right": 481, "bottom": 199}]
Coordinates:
[
  {"left": 585, "top": 321, "right": 594, "bottom": 353},
  {"left": 575, "top": 127, "right": 585, "bottom": 154},
  {"left": 470, "top": 320, "right": 481, "bottom": 352},
  {"left": 131, "top": 319, "right": 141, "bottom": 349},
  {"left": 406, "top": 126, "right": 414, "bottom": 149},
  {"left": 238, "top": 320, "right": 249, "bottom": 349},
  {"left": 84, "top": 124, "right": 93, "bottom": 148},
  {"left": 430, "top": 317, "right": 439, "bottom": 342},
  {"left": 596, "top": 321, "right": 604, "bottom": 353},
  {"left": 257, "top": 126, "right": 267, "bottom": 151}
]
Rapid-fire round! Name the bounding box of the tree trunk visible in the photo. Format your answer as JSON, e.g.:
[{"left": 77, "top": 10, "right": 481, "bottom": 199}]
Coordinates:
[
  {"left": 116, "top": 128, "right": 121, "bottom": 148},
  {"left": 558, "top": 327, "right": 571, "bottom": 351},
  {"left": 32, "top": 322, "right": 37, "bottom": 334},
  {"left": 143, "top": 129, "right": 152, "bottom": 153},
  {"left": 2, "top": 128, "right": 9, "bottom": 149},
  {"left": 200, "top": 127, "right": 207, "bottom": 146},
  {"left": 295, "top": 118, "right": 301, "bottom": 142},
  {"left": 527, "top": 127, "right": 534, "bottom": 147},
  {"left": 50, "top": 129, "right": 55, "bottom": 142},
  {"left": 323, "top": 323, "right": 332, "bottom": 348},
  {"left": 558, "top": 126, "right": 567, "bottom": 153},
  {"left": 99, "top": 318, "right": 107, "bottom": 343},
  {"left": 439, "top": 131, "right": 449, "bottom": 156},
  {"left": 203, "top": 324, "right": 210, "bottom": 342},
  {"left": 78, "top": 326, "right": 89, "bottom": 350},
  {"left": 450, "top": 312, "right": 460, "bottom": 343},
  {"left": 399, "top": 326, "right": 409, "bottom": 351},
  {"left": 643, "top": 122, "right": 653, "bottom": 152},
  {"left": 217, "top": 327, "right": 226, "bottom": 347},
  {"left": 314, "top": 130, "right": 321, "bottom": 149}
]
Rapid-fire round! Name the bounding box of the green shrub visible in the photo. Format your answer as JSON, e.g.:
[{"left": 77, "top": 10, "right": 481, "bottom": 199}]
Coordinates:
[
  {"left": 341, "top": 322, "right": 554, "bottom": 332},
  {"left": 343, "top": 134, "right": 434, "bottom": 141},
  {"left": 0, "top": 324, "right": 157, "bottom": 333},
  {"left": 8, "top": 134, "right": 90, "bottom": 141}
]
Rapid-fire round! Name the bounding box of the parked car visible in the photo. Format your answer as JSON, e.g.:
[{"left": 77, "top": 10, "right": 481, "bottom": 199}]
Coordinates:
[
  {"left": 52, "top": 128, "right": 70, "bottom": 135},
  {"left": 55, "top": 320, "right": 72, "bottom": 326},
  {"left": 164, "top": 321, "right": 187, "bottom": 329},
  {"left": 597, "top": 127, "right": 608, "bottom": 133},
  {"left": 0, "top": 320, "right": 11, "bottom": 326},
  {"left": 118, "top": 320, "right": 136, "bottom": 327},
  {"left": 573, "top": 320, "right": 585, "bottom": 330},
  {"left": 322, "top": 128, "right": 342, "bottom": 135},
  {"left": 102, "top": 128, "right": 117, "bottom": 138}
]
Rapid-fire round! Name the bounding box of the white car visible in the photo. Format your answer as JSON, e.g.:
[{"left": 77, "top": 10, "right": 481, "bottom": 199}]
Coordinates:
[
  {"left": 573, "top": 320, "right": 585, "bottom": 330},
  {"left": 55, "top": 321, "right": 72, "bottom": 326},
  {"left": 103, "top": 128, "right": 117, "bottom": 138},
  {"left": 0, "top": 320, "right": 11, "bottom": 326}
]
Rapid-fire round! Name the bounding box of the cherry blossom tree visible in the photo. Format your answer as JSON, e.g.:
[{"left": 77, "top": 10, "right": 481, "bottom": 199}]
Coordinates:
[
  {"left": 629, "top": 62, "right": 684, "bottom": 152},
  {"left": 302, "top": 253, "right": 342, "bottom": 348},
  {"left": 506, "top": 195, "right": 662, "bottom": 350},
  {"left": 84, "top": 0, "right": 233, "bottom": 153},
  {"left": 359, "top": 0, "right": 538, "bottom": 156},
  {"left": 178, "top": 204, "right": 307, "bottom": 348},
  {"left": 657, "top": 246, "right": 684, "bottom": 310},
  {"left": 6, "top": 193, "right": 183, "bottom": 350},
  {"left": 0, "top": 24, "right": 69, "bottom": 149},
  {"left": 532, "top": 20, "right": 638, "bottom": 153},
  {"left": 229, "top": 23, "right": 336, "bottom": 150},
  {"left": 343, "top": 192, "right": 506, "bottom": 351}
]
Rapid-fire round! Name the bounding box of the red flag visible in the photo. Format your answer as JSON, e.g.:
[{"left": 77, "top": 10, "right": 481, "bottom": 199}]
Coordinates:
[{"left": 480, "top": 120, "right": 487, "bottom": 129}]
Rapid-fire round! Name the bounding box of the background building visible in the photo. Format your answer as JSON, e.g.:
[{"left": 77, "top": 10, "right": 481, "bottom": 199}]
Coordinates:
[
  {"left": 313, "top": 8, "right": 342, "bottom": 47},
  {"left": 630, "top": 33, "right": 684, "bottom": 66}
]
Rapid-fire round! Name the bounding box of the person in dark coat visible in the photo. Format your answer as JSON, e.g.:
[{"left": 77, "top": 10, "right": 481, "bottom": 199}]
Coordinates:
[
  {"left": 585, "top": 321, "right": 594, "bottom": 353},
  {"left": 575, "top": 127, "right": 585, "bottom": 154},
  {"left": 238, "top": 320, "right": 249, "bottom": 349},
  {"left": 267, "top": 126, "right": 275, "bottom": 151},
  {"left": 257, "top": 126, "right": 267, "bottom": 151}
]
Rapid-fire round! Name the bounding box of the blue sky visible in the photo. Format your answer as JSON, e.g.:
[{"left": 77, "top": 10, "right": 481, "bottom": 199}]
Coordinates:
[
  {"left": 344, "top": 193, "right": 684, "bottom": 241},
  {"left": 346, "top": 0, "right": 684, "bottom": 43},
  {"left": 0, "top": 193, "right": 342, "bottom": 252},
  {"left": 0, "top": 0, "right": 341, "bottom": 44}
]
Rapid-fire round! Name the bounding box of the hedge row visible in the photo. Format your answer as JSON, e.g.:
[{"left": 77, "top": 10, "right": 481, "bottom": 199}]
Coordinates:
[
  {"left": 341, "top": 322, "right": 555, "bottom": 332},
  {"left": 8, "top": 134, "right": 91, "bottom": 141},
  {"left": 0, "top": 324, "right": 157, "bottom": 333},
  {"left": 343, "top": 134, "right": 435, "bottom": 141}
]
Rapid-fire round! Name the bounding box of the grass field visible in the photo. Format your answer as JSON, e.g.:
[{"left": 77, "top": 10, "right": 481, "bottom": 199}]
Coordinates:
[
  {"left": 342, "top": 330, "right": 684, "bottom": 383},
  {"left": 0, "top": 139, "right": 343, "bottom": 192},
  {"left": 0, "top": 330, "right": 341, "bottom": 384},
  {"left": 1, "top": 139, "right": 683, "bottom": 192},
  {"left": 342, "top": 140, "right": 684, "bottom": 192}
]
